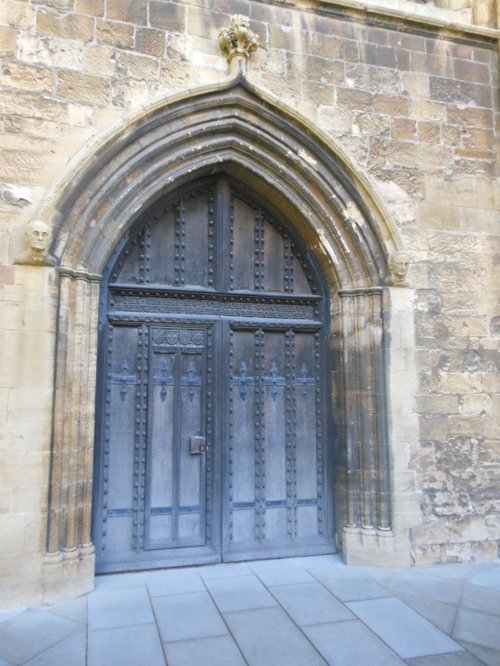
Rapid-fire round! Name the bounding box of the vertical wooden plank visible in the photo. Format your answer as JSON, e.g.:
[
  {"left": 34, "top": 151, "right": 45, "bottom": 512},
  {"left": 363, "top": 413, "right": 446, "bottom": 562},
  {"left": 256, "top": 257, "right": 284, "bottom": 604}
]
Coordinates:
[
  {"left": 183, "top": 191, "right": 210, "bottom": 288},
  {"left": 228, "top": 328, "right": 257, "bottom": 545},
  {"left": 231, "top": 196, "right": 256, "bottom": 291},
  {"left": 146, "top": 205, "right": 176, "bottom": 285},
  {"left": 263, "top": 220, "right": 284, "bottom": 292}
]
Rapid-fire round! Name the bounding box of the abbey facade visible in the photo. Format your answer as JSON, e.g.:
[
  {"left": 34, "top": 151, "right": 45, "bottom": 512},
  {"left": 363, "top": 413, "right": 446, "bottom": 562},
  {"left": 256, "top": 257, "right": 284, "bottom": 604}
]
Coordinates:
[{"left": 0, "top": 0, "right": 498, "bottom": 608}]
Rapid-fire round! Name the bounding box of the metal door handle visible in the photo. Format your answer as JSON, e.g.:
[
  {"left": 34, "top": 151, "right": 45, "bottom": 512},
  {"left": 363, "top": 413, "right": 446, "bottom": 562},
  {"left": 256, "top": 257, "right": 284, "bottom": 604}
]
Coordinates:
[{"left": 190, "top": 436, "right": 206, "bottom": 455}]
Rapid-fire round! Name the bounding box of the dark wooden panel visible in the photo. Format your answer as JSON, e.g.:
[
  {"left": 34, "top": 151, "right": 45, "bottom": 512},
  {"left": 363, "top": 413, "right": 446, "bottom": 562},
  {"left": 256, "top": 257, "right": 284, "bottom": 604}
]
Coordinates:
[{"left": 95, "top": 176, "right": 333, "bottom": 572}]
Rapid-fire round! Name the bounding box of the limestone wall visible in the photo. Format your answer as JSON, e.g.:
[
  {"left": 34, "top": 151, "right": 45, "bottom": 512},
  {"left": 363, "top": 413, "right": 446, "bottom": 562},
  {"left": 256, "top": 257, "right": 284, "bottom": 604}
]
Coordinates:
[{"left": 0, "top": 0, "right": 498, "bottom": 607}]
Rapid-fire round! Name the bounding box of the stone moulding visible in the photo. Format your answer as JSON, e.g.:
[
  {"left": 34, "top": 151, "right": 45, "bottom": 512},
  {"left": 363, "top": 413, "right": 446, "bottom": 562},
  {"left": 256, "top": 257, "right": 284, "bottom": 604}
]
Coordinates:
[{"left": 42, "top": 75, "right": 412, "bottom": 602}]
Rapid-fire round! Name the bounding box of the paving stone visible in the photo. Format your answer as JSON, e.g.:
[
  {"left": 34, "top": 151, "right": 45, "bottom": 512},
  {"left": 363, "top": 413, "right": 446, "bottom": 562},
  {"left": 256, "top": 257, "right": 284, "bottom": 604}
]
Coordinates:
[
  {"left": 88, "top": 586, "right": 154, "bottom": 630},
  {"left": 204, "top": 574, "right": 277, "bottom": 612},
  {"left": 406, "top": 650, "right": 485, "bottom": 665},
  {"left": 250, "top": 558, "right": 315, "bottom": 586},
  {"left": 469, "top": 565, "right": 500, "bottom": 591},
  {"left": 462, "top": 583, "right": 500, "bottom": 616},
  {"left": 269, "top": 581, "right": 354, "bottom": 625},
  {"left": 304, "top": 620, "right": 405, "bottom": 665},
  {"left": 0, "top": 609, "right": 25, "bottom": 625},
  {"left": 45, "top": 596, "right": 88, "bottom": 624},
  {"left": 94, "top": 572, "right": 147, "bottom": 590},
  {"left": 309, "top": 565, "right": 391, "bottom": 601},
  {"left": 458, "top": 640, "right": 500, "bottom": 666},
  {"left": 164, "top": 635, "right": 246, "bottom": 666},
  {"left": 146, "top": 568, "right": 205, "bottom": 597},
  {"left": 0, "top": 610, "right": 81, "bottom": 664},
  {"left": 153, "top": 591, "right": 228, "bottom": 642},
  {"left": 198, "top": 562, "right": 251, "bottom": 580},
  {"left": 24, "top": 629, "right": 86, "bottom": 666},
  {"left": 224, "top": 606, "right": 326, "bottom": 666},
  {"left": 453, "top": 607, "right": 500, "bottom": 651},
  {"left": 88, "top": 623, "right": 165, "bottom": 666},
  {"left": 385, "top": 570, "right": 464, "bottom": 605},
  {"left": 347, "top": 597, "right": 463, "bottom": 659},
  {"left": 392, "top": 593, "right": 457, "bottom": 635}
]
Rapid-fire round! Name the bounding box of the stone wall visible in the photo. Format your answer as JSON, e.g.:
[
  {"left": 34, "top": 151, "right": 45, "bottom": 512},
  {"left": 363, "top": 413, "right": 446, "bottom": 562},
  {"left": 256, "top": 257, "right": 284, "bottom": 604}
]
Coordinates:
[{"left": 0, "top": 0, "right": 498, "bottom": 607}]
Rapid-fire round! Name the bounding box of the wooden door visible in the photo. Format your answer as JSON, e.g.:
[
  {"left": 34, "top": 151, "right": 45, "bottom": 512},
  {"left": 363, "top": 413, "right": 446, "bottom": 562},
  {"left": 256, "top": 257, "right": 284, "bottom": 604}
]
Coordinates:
[{"left": 93, "top": 177, "right": 334, "bottom": 573}]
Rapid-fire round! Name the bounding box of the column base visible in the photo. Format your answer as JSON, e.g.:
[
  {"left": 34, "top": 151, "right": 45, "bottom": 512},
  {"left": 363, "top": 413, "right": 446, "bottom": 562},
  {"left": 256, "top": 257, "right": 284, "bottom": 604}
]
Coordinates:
[
  {"left": 42, "top": 546, "right": 95, "bottom": 605},
  {"left": 342, "top": 526, "right": 411, "bottom": 568}
]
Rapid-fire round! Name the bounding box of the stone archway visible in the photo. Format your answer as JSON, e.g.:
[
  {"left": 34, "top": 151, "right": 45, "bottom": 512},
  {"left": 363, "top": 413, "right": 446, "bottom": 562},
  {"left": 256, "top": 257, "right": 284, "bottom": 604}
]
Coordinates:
[{"left": 42, "top": 77, "right": 406, "bottom": 601}]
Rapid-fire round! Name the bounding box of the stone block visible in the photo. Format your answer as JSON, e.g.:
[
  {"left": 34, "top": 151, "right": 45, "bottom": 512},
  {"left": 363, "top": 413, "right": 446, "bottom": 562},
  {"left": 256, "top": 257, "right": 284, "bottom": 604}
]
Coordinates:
[
  {"left": 32, "top": 0, "right": 73, "bottom": 9},
  {"left": 150, "top": 1, "right": 187, "bottom": 33},
  {"left": 17, "top": 33, "right": 84, "bottom": 70},
  {"left": 374, "top": 95, "right": 409, "bottom": 116},
  {"left": 0, "top": 26, "right": 16, "bottom": 58},
  {"left": 447, "top": 105, "right": 493, "bottom": 128},
  {"left": 362, "top": 43, "right": 396, "bottom": 69},
  {"left": 472, "top": 0, "right": 497, "bottom": 27},
  {"left": 411, "top": 52, "right": 453, "bottom": 77},
  {"left": 117, "top": 52, "right": 159, "bottom": 81},
  {"left": 417, "top": 121, "right": 441, "bottom": 144},
  {"left": 454, "top": 59, "right": 491, "bottom": 85},
  {"left": 83, "top": 44, "right": 116, "bottom": 77},
  {"left": 106, "top": 0, "right": 147, "bottom": 26},
  {"left": 192, "top": 7, "right": 240, "bottom": 41},
  {"left": 345, "top": 63, "right": 401, "bottom": 96},
  {"left": 166, "top": 33, "right": 193, "bottom": 62},
  {"left": 0, "top": 63, "right": 53, "bottom": 93},
  {"left": 306, "top": 32, "right": 343, "bottom": 59},
  {"left": 57, "top": 70, "right": 110, "bottom": 105},
  {"left": 135, "top": 28, "right": 166, "bottom": 58},
  {"left": 391, "top": 118, "right": 416, "bottom": 141},
  {"left": 0, "top": 0, "right": 35, "bottom": 30},
  {"left": 75, "top": 0, "right": 104, "bottom": 16},
  {"left": 36, "top": 9, "right": 94, "bottom": 42},
  {"left": 430, "top": 77, "right": 493, "bottom": 109},
  {"left": 336, "top": 87, "right": 373, "bottom": 110},
  {"left": 95, "top": 19, "right": 134, "bottom": 49},
  {"left": 111, "top": 78, "right": 150, "bottom": 109},
  {"left": 401, "top": 71, "right": 429, "bottom": 99},
  {"left": 158, "top": 60, "right": 194, "bottom": 90},
  {"left": 0, "top": 514, "right": 25, "bottom": 555}
]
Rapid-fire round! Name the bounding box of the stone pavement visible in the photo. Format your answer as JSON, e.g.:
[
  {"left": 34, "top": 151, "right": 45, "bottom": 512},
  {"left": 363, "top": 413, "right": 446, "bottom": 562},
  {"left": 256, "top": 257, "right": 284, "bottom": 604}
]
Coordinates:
[{"left": 0, "top": 555, "right": 499, "bottom": 666}]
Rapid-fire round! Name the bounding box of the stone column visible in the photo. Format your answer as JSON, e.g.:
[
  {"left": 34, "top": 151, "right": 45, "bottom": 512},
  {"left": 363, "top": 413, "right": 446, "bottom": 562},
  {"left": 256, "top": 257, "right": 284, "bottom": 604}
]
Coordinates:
[
  {"left": 43, "top": 268, "right": 100, "bottom": 603},
  {"left": 337, "top": 288, "right": 397, "bottom": 565}
]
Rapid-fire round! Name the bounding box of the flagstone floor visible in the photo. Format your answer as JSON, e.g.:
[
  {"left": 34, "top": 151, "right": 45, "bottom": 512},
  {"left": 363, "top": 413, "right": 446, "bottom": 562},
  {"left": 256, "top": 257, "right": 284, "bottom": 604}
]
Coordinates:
[{"left": 0, "top": 555, "right": 499, "bottom": 665}]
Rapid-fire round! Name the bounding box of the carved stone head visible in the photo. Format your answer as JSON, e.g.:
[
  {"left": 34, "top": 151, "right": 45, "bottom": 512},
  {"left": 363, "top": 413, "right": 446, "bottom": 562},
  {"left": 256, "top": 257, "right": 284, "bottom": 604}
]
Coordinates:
[
  {"left": 15, "top": 219, "right": 55, "bottom": 266},
  {"left": 388, "top": 251, "right": 410, "bottom": 287}
]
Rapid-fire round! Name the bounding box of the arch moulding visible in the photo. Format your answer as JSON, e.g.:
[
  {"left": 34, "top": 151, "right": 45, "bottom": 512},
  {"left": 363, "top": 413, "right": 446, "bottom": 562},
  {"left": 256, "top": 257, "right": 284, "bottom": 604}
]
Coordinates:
[{"left": 43, "top": 76, "right": 411, "bottom": 602}]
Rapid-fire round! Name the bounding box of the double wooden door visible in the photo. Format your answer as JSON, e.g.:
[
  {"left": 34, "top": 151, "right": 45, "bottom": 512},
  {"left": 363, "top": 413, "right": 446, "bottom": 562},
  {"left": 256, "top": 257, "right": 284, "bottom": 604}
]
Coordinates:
[{"left": 93, "top": 178, "right": 334, "bottom": 572}]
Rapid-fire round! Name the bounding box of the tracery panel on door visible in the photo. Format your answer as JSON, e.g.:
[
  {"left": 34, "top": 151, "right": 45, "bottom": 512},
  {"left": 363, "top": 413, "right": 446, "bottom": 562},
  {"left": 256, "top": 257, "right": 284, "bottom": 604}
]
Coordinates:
[{"left": 93, "top": 176, "right": 334, "bottom": 573}]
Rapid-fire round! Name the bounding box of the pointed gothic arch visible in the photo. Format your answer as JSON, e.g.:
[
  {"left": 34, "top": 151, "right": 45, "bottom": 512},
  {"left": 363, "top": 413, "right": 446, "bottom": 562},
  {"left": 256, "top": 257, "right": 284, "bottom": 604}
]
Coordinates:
[{"left": 43, "top": 77, "right": 406, "bottom": 600}]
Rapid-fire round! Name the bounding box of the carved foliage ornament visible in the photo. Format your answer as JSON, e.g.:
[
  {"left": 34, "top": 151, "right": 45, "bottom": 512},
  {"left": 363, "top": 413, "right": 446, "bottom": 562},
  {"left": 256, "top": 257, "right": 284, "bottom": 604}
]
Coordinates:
[{"left": 219, "top": 14, "right": 259, "bottom": 63}]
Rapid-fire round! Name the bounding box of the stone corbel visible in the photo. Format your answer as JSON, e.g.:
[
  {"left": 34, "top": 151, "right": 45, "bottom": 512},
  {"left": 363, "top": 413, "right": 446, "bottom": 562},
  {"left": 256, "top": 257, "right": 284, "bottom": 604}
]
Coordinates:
[{"left": 385, "top": 251, "right": 411, "bottom": 288}]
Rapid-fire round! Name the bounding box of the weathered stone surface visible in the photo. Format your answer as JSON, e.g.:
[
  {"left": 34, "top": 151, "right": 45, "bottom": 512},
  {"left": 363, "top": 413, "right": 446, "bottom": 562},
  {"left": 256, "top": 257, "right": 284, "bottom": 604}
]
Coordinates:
[
  {"left": 57, "top": 71, "right": 110, "bottom": 105},
  {"left": 135, "top": 28, "right": 166, "bottom": 58},
  {"left": 36, "top": 9, "right": 94, "bottom": 42},
  {"left": 95, "top": 19, "right": 134, "bottom": 49}
]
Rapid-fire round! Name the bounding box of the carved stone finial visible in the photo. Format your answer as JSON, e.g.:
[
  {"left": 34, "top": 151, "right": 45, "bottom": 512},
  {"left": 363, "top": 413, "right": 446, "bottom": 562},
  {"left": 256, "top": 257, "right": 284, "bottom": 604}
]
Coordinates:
[
  {"left": 219, "top": 14, "right": 259, "bottom": 64},
  {"left": 14, "top": 219, "right": 56, "bottom": 266},
  {"left": 387, "top": 251, "right": 411, "bottom": 288}
]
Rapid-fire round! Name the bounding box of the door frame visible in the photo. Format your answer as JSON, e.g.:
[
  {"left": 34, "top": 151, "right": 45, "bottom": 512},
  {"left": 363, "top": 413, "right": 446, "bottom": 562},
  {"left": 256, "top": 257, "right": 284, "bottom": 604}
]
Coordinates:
[{"left": 42, "top": 78, "right": 413, "bottom": 603}]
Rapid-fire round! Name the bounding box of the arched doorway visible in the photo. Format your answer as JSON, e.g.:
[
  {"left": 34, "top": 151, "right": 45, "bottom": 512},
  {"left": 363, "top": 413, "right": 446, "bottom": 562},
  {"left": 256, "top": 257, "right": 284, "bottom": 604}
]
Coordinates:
[
  {"left": 93, "top": 176, "right": 334, "bottom": 572},
  {"left": 42, "top": 78, "right": 409, "bottom": 603}
]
